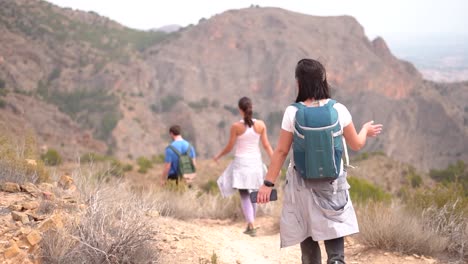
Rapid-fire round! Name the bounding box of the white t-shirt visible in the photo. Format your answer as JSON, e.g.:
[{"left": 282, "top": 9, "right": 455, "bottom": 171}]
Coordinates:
[{"left": 281, "top": 99, "right": 352, "bottom": 133}]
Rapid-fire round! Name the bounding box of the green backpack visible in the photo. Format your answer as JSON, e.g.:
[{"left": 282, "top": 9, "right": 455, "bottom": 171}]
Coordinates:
[
  {"left": 168, "top": 144, "right": 196, "bottom": 178},
  {"left": 292, "top": 100, "right": 349, "bottom": 181}
]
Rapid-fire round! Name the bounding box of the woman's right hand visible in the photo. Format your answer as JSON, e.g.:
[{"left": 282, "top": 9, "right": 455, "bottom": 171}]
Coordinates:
[
  {"left": 257, "top": 184, "right": 272, "bottom": 204},
  {"left": 363, "top": 121, "right": 383, "bottom": 137}
]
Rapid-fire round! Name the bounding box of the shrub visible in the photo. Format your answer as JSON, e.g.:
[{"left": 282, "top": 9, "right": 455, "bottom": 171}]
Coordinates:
[
  {"left": 347, "top": 176, "right": 391, "bottom": 204},
  {"left": 0, "top": 135, "right": 50, "bottom": 183},
  {"left": 0, "top": 78, "right": 5, "bottom": 89},
  {"left": 406, "top": 184, "right": 468, "bottom": 214},
  {"left": 80, "top": 152, "right": 107, "bottom": 163},
  {"left": 41, "top": 149, "right": 62, "bottom": 166},
  {"left": 430, "top": 160, "right": 467, "bottom": 196},
  {"left": 404, "top": 184, "right": 468, "bottom": 258},
  {"left": 200, "top": 180, "right": 219, "bottom": 195},
  {"left": 40, "top": 183, "right": 160, "bottom": 263},
  {"left": 357, "top": 202, "right": 448, "bottom": 255},
  {"left": 151, "top": 154, "right": 165, "bottom": 164},
  {"left": 158, "top": 95, "right": 182, "bottom": 112},
  {"left": 405, "top": 166, "right": 423, "bottom": 188},
  {"left": 153, "top": 188, "right": 242, "bottom": 220},
  {"left": 223, "top": 105, "right": 238, "bottom": 115},
  {"left": 0, "top": 98, "right": 5, "bottom": 108},
  {"left": 137, "top": 156, "right": 153, "bottom": 174}
]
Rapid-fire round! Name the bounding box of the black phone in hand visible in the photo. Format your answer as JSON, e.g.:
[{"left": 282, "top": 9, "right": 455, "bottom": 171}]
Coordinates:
[{"left": 250, "top": 189, "right": 277, "bottom": 203}]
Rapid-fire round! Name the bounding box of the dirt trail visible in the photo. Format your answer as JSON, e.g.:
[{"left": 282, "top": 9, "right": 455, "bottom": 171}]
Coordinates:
[{"left": 156, "top": 216, "right": 441, "bottom": 264}]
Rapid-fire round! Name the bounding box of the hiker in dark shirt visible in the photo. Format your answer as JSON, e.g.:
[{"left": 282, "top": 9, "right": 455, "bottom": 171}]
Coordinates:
[{"left": 161, "top": 125, "right": 196, "bottom": 186}]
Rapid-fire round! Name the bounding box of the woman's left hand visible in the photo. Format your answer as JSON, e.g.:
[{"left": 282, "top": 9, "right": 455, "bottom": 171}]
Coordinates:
[{"left": 257, "top": 184, "right": 272, "bottom": 204}]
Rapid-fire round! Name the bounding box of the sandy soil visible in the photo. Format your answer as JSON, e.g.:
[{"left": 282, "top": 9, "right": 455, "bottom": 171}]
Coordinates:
[{"left": 156, "top": 216, "right": 444, "bottom": 264}]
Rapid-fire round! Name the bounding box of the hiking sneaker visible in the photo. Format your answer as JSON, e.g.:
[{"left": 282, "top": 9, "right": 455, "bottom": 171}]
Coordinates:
[{"left": 243, "top": 226, "right": 258, "bottom": 237}]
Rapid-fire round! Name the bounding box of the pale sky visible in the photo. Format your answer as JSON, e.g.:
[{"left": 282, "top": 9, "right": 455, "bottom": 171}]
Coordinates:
[{"left": 47, "top": 0, "right": 467, "bottom": 44}]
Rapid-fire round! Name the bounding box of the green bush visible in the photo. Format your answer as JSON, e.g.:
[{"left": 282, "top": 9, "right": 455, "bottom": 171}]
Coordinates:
[
  {"left": 0, "top": 79, "right": 5, "bottom": 89},
  {"left": 347, "top": 176, "right": 391, "bottom": 204},
  {"left": 429, "top": 160, "right": 467, "bottom": 195},
  {"left": 405, "top": 183, "right": 468, "bottom": 215},
  {"left": 223, "top": 105, "right": 238, "bottom": 115},
  {"left": 137, "top": 156, "right": 153, "bottom": 174},
  {"left": 108, "top": 159, "right": 133, "bottom": 177},
  {"left": 0, "top": 135, "right": 50, "bottom": 183},
  {"left": 80, "top": 152, "right": 107, "bottom": 163},
  {"left": 151, "top": 154, "right": 165, "bottom": 164},
  {"left": 41, "top": 149, "right": 62, "bottom": 166},
  {"left": 405, "top": 166, "right": 423, "bottom": 188},
  {"left": 0, "top": 98, "right": 5, "bottom": 108},
  {"left": 159, "top": 95, "right": 182, "bottom": 112},
  {"left": 200, "top": 180, "right": 219, "bottom": 195}
]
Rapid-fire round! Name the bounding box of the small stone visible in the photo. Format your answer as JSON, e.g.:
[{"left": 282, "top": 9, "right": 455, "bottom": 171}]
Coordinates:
[
  {"left": 42, "top": 192, "right": 55, "bottom": 201},
  {"left": 37, "top": 183, "right": 54, "bottom": 192},
  {"left": 22, "top": 201, "right": 40, "bottom": 210},
  {"left": 38, "top": 215, "right": 63, "bottom": 232},
  {"left": 404, "top": 256, "right": 415, "bottom": 261},
  {"left": 58, "top": 175, "right": 74, "bottom": 190},
  {"left": 1, "top": 182, "right": 21, "bottom": 193},
  {"left": 170, "top": 245, "right": 177, "bottom": 249},
  {"left": 26, "top": 231, "right": 42, "bottom": 246},
  {"left": 3, "top": 242, "right": 20, "bottom": 258},
  {"left": 11, "top": 212, "right": 29, "bottom": 224},
  {"left": 173, "top": 236, "right": 180, "bottom": 241},
  {"left": 383, "top": 252, "right": 389, "bottom": 256},
  {"left": 20, "top": 183, "right": 40, "bottom": 194},
  {"left": 146, "top": 210, "right": 160, "bottom": 218},
  {"left": 26, "top": 213, "right": 46, "bottom": 221},
  {"left": 8, "top": 204, "right": 23, "bottom": 211},
  {"left": 25, "top": 159, "right": 37, "bottom": 166}
]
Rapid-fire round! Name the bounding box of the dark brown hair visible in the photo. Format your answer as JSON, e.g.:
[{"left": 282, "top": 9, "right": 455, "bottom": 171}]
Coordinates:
[
  {"left": 238, "top": 97, "right": 253, "bottom": 127},
  {"left": 295, "top": 59, "right": 331, "bottom": 103},
  {"left": 169, "top": 125, "right": 181, "bottom": 136}
]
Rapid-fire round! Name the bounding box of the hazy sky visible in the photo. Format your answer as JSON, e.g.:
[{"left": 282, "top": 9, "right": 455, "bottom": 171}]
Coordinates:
[{"left": 47, "top": 0, "right": 467, "bottom": 41}]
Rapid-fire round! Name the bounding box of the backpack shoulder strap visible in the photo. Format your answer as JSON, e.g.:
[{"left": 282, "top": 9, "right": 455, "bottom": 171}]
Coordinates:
[
  {"left": 185, "top": 144, "right": 192, "bottom": 155},
  {"left": 168, "top": 145, "right": 181, "bottom": 157},
  {"left": 291, "top": 102, "right": 305, "bottom": 109},
  {"left": 326, "top": 99, "right": 337, "bottom": 107}
]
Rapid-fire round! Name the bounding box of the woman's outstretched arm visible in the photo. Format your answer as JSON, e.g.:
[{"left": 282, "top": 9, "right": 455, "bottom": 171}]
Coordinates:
[
  {"left": 343, "top": 121, "right": 383, "bottom": 151},
  {"left": 213, "top": 124, "right": 238, "bottom": 162},
  {"left": 257, "top": 129, "right": 293, "bottom": 203}
]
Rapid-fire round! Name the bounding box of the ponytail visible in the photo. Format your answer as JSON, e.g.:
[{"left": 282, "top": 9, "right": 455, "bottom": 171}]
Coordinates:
[{"left": 238, "top": 97, "right": 254, "bottom": 127}]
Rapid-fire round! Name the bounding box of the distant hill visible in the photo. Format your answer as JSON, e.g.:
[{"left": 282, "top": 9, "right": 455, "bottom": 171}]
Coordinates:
[{"left": 0, "top": 0, "right": 466, "bottom": 170}]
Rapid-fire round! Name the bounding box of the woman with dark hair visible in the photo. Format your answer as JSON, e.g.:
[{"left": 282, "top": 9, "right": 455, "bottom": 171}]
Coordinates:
[
  {"left": 214, "top": 97, "right": 274, "bottom": 236},
  {"left": 257, "top": 59, "right": 383, "bottom": 263}
]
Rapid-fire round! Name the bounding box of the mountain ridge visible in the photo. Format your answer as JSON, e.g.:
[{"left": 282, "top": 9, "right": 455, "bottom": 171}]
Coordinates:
[{"left": 0, "top": 0, "right": 466, "bottom": 171}]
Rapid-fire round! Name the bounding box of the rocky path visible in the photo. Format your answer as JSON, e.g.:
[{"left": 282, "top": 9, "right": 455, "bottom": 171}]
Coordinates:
[{"left": 156, "top": 216, "right": 441, "bottom": 264}]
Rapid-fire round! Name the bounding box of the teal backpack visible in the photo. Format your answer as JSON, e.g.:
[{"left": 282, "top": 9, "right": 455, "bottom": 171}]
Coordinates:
[
  {"left": 292, "top": 100, "right": 349, "bottom": 181},
  {"left": 168, "top": 144, "right": 196, "bottom": 178}
]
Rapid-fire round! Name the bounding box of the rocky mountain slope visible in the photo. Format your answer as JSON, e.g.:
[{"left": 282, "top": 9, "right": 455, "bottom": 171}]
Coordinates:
[{"left": 0, "top": 0, "right": 466, "bottom": 170}]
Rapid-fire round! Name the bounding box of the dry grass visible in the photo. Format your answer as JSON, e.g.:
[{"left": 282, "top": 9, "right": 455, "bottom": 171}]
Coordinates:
[
  {"left": 0, "top": 134, "right": 50, "bottom": 183},
  {"left": 356, "top": 201, "right": 468, "bottom": 259},
  {"left": 40, "top": 165, "right": 162, "bottom": 264}
]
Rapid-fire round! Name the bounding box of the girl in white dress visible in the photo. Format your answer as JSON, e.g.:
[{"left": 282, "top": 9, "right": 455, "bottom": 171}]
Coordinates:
[{"left": 214, "top": 97, "right": 274, "bottom": 236}]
